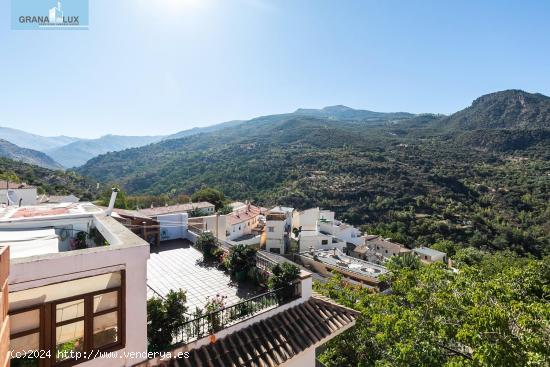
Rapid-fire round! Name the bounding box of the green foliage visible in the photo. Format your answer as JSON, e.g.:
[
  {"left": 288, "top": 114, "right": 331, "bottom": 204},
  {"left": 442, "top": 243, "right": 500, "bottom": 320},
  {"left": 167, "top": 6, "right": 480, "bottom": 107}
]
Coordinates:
[
  {"left": 385, "top": 252, "right": 421, "bottom": 271},
  {"left": 0, "top": 157, "right": 96, "bottom": 199},
  {"left": 268, "top": 263, "right": 300, "bottom": 302},
  {"left": 188, "top": 207, "right": 207, "bottom": 218},
  {"left": 147, "top": 289, "right": 187, "bottom": 352},
  {"left": 226, "top": 244, "right": 257, "bottom": 276},
  {"left": 97, "top": 186, "right": 128, "bottom": 209},
  {"left": 196, "top": 232, "right": 217, "bottom": 259},
  {"left": 316, "top": 253, "right": 550, "bottom": 367},
  {"left": 76, "top": 113, "right": 550, "bottom": 257},
  {"left": 431, "top": 240, "right": 459, "bottom": 257},
  {"left": 217, "top": 204, "right": 233, "bottom": 215},
  {"left": 191, "top": 188, "right": 225, "bottom": 209}
]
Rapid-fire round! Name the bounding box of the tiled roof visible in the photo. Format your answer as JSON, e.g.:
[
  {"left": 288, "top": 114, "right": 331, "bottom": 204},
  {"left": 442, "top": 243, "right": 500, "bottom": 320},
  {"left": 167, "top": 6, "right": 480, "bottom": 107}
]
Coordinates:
[
  {"left": 138, "top": 202, "right": 214, "bottom": 216},
  {"left": 165, "top": 297, "right": 359, "bottom": 367},
  {"left": 227, "top": 205, "right": 261, "bottom": 226}
]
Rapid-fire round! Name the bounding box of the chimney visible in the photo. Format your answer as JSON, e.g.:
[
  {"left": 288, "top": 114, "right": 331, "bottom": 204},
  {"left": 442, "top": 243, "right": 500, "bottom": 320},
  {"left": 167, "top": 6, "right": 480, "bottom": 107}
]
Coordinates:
[{"left": 105, "top": 188, "right": 119, "bottom": 216}]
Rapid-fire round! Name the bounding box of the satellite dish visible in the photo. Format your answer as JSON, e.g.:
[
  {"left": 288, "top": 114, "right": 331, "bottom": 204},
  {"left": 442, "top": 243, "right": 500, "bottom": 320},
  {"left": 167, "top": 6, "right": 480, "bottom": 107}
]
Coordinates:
[{"left": 7, "top": 190, "right": 18, "bottom": 205}]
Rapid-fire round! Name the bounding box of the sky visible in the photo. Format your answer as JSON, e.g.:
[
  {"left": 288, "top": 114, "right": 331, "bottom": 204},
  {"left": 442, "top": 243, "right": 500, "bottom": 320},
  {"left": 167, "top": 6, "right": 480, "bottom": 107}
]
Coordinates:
[{"left": 1, "top": 0, "right": 549, "bottom": 138}]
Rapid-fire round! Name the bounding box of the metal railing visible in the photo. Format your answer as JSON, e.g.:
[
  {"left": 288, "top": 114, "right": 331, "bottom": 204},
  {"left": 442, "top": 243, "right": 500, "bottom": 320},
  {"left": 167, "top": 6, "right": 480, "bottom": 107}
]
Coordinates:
[{"left": 173, "top": 281, "right": 301, "bottom": 344}]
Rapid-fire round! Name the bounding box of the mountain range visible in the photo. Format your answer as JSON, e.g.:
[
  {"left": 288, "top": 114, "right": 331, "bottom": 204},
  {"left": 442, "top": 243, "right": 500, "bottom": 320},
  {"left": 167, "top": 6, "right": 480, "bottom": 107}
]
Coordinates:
[
  {"left": 0, "top": 139, "right": 63, "bottom": 170},
  {"left": 0, "top": 105, "right": 420, "bottom": 168},
  {"left": 0, "top": 89, "right": 548, "bottom": 256}
]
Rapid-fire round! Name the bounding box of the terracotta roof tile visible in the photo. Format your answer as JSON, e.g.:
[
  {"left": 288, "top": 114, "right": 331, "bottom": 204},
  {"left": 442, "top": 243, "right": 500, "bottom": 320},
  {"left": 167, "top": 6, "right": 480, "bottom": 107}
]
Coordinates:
[{"left": 165, "top": 297, "right": 358, "bottom": 367}]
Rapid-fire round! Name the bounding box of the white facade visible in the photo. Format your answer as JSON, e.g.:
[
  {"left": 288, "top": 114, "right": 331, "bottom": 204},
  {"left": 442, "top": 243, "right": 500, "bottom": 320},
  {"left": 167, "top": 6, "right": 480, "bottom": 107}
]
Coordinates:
[
  {"left": 413, "top": 246, "right": 447, "bottom": 263},
  {"left": 226, "top": 205, "right": 262, "bottom": 241},
  {"left": 157, "top": 212, "right": 188, "bottom": 241},
  {"left": 293, "top": 208, "right": 357, "bottom": 252},
  {"left": 0, "top": 187, "right": 37, "bottom": 206},
  {"left": 1, "top": 203, "right": 150, "bottom": 367},
  {"left": 265, "top": 207, "right": 293, "bottom": 254}
]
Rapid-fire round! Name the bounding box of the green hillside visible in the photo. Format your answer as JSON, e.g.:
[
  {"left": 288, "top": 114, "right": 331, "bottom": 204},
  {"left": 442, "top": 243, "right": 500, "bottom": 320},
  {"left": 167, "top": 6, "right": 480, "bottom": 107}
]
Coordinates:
[
  {"left": 77, "top": 91, "right": 550, "bottom": 256},
  {"left": 0, "top": 139, "right": 63, "bottom": 170},
  {"left": 0, "top": 157, "right": 97, "bottom": 199}
]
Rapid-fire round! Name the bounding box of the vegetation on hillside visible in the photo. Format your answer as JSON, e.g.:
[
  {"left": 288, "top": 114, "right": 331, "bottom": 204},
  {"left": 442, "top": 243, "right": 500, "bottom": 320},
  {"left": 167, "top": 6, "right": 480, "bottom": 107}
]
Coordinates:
[{"left": 0, "top": 157, "right": 96, "bottom": 199}]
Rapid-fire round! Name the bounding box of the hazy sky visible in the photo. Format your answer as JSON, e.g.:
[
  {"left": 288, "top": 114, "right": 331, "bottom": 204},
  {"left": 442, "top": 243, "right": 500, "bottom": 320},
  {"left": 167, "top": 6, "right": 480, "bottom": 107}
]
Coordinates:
[{"left": 1, "top": 0, "right": 549, "bottom": 138}]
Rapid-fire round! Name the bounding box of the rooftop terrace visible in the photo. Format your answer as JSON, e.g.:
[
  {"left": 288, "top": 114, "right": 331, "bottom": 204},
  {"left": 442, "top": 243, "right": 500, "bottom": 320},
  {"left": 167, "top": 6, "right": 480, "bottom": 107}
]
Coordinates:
[
  {"left": 147, "top": 239, "right": 263, "bottom": 310},
  {"left": 302, "top": 248, "right": 388, "bottom": 279}
]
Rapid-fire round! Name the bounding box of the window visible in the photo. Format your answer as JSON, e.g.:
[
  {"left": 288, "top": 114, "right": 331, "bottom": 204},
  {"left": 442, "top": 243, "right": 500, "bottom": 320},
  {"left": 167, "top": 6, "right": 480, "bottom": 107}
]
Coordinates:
[
  {"left": 269, "top": 248, "right": 281, "bottom": 254},
  {"left": 321, "top": 240, "right": 329, "bottom": 245},
  {"left": 9, "top": 274, "right": 124, "bottom": 366},
  {"left": 268, "top": 226, "right": 275, "bottom": 233}
]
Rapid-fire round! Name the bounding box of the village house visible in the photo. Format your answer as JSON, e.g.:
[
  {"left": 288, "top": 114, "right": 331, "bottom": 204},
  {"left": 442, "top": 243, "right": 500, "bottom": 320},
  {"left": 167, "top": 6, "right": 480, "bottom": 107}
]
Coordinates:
[
  {"left": 291, "top": 208, "right": 350, "bottom": 252},
  {"left": 413, "top": 246, "right": 448, "bottom": 264},
  {"left": 0, "top": 193, "right": 150, "bottom": 367},
  {"left": 352, "top": 236, "right": 411, "bottom": 262},
  {"left": 0, "top": 181, "right": 37, "bottom": 206},
  {"left": 299, "top": 248, "right": 388, "bottom": 289},
  {"left": 226, "top": 203, "right": 264, "bottom": 243},
  {"left": 265, "top": 206, "right": 293, "bottom": 254}
]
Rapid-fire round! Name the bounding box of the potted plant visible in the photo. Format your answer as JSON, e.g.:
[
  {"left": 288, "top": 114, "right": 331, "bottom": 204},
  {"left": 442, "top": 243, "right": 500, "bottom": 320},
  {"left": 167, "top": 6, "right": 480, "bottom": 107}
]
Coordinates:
[
  {"left": 227, "top": 244, "right": 257, "bottom": 282},
  {"left": 204, "top": 294, "right": 227, "bottom": 333}
]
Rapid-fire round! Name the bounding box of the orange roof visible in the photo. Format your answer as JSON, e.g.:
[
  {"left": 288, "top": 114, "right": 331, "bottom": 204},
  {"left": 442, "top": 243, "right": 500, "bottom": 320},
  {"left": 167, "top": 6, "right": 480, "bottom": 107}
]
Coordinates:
[
  {"left": 10, "top": 207, "right": 69, "bottom": 218},
  {"left": 227, "top": 205, "right": 261, "bottom": 226}
]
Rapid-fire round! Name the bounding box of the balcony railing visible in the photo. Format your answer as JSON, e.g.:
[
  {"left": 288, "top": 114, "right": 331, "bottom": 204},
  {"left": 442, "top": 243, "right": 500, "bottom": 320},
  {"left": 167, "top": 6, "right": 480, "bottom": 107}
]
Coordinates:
[{"left": 173, "top": 281, "right": 301, "bottom": 344}]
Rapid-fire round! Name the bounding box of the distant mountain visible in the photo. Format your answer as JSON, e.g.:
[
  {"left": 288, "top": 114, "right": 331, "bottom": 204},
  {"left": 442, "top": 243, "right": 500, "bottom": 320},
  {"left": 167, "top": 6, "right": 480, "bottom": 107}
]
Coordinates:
[
  {"left": 47, "top": 134, "right": 165, "bottom": 168},
  {"left": 164, "top": 120, "right": 244, "bottom": 141},
  {"left": 294, "top": 105, "right": 414, "bottom": 122},
  {"left": 164, "top": 106, "right": 415, "bottom": 141},
  {"left": 0, "top": 139, "right": 63, "bottom": 170},
  {"left": 0, "top": 126, "right": 80, "bottom": 151},
  {"left": 437, "top": 90, "right": 550, "bottom": 130}
]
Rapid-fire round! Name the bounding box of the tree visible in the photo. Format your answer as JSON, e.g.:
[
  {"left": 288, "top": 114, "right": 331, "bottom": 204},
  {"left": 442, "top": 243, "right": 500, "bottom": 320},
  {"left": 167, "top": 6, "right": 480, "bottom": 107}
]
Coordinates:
[
  {"left": 147, "top": 289, "right": 187, "bottom": 352},
  {"left": 217, "top": 205, "right": 233, "bottom": 215},
  {"left": 98, "top": 186, "right": 128, "bottom": 209},
  {"left": 385, "top": 252, "right": 421, "bottom": 271},
  {"left": 316, "top": 253, "right": 550, "bottom": 367},
  {"left": 191, "top": 188, "right": 225, "bottom": 210},
  {"left": 196, "top": 232, "right": 217, "bottom": 258},
  {"left": 431, "top": 240, "right": 459, "bottom": 257},
  {"left": 188, "top": 207, "right": 207, "bottom": 218},
  {"left": 268, "top": 263, "right": 300, "bottom": 302}
]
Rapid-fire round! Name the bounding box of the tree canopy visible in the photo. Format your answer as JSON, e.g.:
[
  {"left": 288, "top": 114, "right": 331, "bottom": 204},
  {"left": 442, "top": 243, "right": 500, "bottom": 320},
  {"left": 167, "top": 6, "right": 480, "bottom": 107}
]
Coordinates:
[{"left": 315, "top": 252, "right": 550, "bottom": 367}]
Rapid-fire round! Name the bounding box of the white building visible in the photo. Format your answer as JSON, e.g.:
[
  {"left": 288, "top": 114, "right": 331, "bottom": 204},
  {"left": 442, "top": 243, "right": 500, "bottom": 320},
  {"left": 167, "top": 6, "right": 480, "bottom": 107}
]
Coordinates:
[
  {"left": 0, "top": 181, "right": 37, "bottom": 206},
  {"left": 413, "top": 246, "right": 447, "bottom": 264},
  {"left": 226, "top": 204, "right": 263, "bottom": 242},
  {"left": 292, "top": 208, "right": 353, "bottom": 252},
  {"left": 0, "top": 201, "right": 150, "bottom": 367},
  {"left": 265, "top": 206, "right": 293, "bottom": 254}
]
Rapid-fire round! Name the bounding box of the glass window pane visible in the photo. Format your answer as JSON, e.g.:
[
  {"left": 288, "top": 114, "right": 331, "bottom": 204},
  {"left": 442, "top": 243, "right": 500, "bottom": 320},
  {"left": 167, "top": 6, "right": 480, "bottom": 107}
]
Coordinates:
[
  {"left": 56, "top": 299, "right": 85, "bottom": 322},
  {"left": 10, "top": 309, "right": 40, "bottom": 334},
  {"left": 10, "top": 332, "right": 39, "bottom": 353},
  {"left": 93, "top": 311, "right": 118, "bottom": 348},
  {"left": 93, "top": 291, "right": 118, "bottom": 313},
  {"left": 56, "top": 321, "right": 84, "bottom": 362}
]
